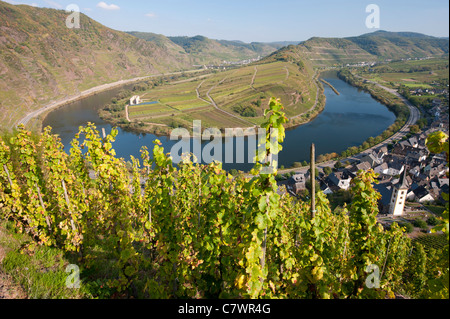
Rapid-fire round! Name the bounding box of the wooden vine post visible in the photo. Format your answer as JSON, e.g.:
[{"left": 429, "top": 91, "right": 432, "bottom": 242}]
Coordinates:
[{"left": 310, "top": 143, "right": 316, "bottom": 219}]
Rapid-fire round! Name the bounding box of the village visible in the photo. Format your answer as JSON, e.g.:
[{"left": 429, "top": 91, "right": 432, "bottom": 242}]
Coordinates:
[{"left": 284, "top": 97, "right": 449, "bottom": 235}]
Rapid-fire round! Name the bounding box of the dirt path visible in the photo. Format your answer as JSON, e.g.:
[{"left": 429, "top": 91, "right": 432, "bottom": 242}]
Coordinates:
[
  {"left": 284, "top": 66, "right": 290, "bottom": 82},
  {"left": 196, "top": 80, "right": 212, "bottom": 105},
  {"left": 125, "top": 104, "right": 131, "bottom": 122},
  {"left": 206, "top": 76, "right": 256, "bottom": 127},
  {"left": 250, "top": 66, "right": 258, "bottom": 90},
  {"left": 289, "top": 70, "right": 320, "bottom": 120}
]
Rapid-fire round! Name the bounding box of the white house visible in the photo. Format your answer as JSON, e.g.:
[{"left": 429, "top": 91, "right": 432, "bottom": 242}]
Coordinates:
[
  {"left": 320, "top": 180, "right": 334, "bottom": 195},
  {"left": 130, "top": 95, "right": 141, "bottom": 105},
  {"left": 413, "top": 186, "right": 435, "bottom": 203},
  {"left": 374, "top": 163, "right": 389, "bottom": 175},
  {"left": 439, "top": 178, "right": 449, "bottom": 187},
  {"left": 406, "top": 189, "right": 416, "bottom": 201},
  {"left": 386, "top": 160, "right": 404, "bottom": 176},
  {"left": 329, "top": 172, "right": 352, "bottom": 190},
  {"left": 408, "top": 137, "right": 419, "bottom": 148}
]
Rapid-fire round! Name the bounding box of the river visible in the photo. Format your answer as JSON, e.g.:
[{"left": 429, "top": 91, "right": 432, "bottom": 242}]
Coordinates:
[{"left": 42, "top": 71, "right": 396, "bottom": 172}]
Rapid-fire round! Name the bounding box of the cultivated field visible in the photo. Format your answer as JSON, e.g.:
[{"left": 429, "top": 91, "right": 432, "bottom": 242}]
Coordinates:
[
  {"left": 356, "top": 58, "right": 449, "bottom": 89},
  {"left": 116, "top": 60, "right": 318, "bottom": 132}
]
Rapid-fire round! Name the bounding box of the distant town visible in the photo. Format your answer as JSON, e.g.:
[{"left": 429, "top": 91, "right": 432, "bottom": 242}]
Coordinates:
[{"left": 193, "top": 56, "right": 262, "bottom": 70}]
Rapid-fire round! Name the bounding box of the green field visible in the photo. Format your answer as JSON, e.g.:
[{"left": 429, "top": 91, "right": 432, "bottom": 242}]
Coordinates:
[
  {"left": 129, "top": 102, "right": 174, "bottom": 118},
  {"left": 356, "top": 58, "right": 449, "bottom": 89},
  {"left": 115, "top": 60, "right": 317, "bottom": 132}
]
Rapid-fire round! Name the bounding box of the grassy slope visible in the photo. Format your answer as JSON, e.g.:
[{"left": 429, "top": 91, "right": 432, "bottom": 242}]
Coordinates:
[
  {"left": 0, "top": 221, "right": 90, "bottom": 299},
  {"left": 0, "top": 1, "right": 192, "bottom": 129}
]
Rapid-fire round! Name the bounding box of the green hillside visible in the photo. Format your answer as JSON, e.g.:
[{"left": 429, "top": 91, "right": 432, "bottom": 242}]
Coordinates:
[
  {"left": 347, "top": 31, "right": 449, "bottom": 59},
  {"left": 292, "top": 31, "right": 449, "bottom": 67},
  {"left": 167, "top": 35, "right": 278, "bottom": 64},
  {"left": 128, "top": 32, "right": 277, "bottom": 65},
  {"left": 0, "top": 1, "right": 192, "bottom": 129}
]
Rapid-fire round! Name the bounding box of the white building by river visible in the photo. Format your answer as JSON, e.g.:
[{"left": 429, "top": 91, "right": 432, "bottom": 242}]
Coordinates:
[{"left": 130, "top": 95, "right": 141, "bottom": 105}]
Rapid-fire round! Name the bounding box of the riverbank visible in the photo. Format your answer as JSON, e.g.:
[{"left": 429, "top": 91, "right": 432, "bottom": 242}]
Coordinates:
[
  {"left": 320, "top": 79, "right": 340, "bottom": 95},
  {"left": 16, "top": 69, "right": 205, "bottom": 132},
  {"left": 274, "top": 70, "right": 420, "bottom": 175}
]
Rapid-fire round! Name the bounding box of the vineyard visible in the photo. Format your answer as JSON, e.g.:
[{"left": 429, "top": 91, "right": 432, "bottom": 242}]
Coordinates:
[
  {"left": 414, "top": 234, "right": 448, "bottom": 252},
  {"left": 0, "top": 99, "right": 448, "bottom": 299},
  {"left": 101, "top": 61, "right": 319, "bottom": 134}
]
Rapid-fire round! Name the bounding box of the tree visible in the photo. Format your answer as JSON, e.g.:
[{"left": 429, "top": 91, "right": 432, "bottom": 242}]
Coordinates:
[
  {"left": 402, "top": 222, "right": 414, "bottom": 234},
  {"left": 410, "top": 125, "right": 420, "bottom": 134},
  {"left": 334, "top": 161, "right": 343, "bottom": 170},
  {"left": 305, "top": 179, "right": 321, "bottom": 194},
  {"left": 413, "top": 219, "right": 428, "bottom": 230},
  {"left": 291, "top": 162, "right": 302, "bottom": 168},
  {"left": 323, "top": 166, "right": 332, "bottom": 176},
  {"left": 417, "top": 118, "right": 428, "bottom": 130},
  {"left": 308, "top": 168, "right": 319, "bottom": 178},
  {"left": 427, "top": 216, "right": 440, "bottom": 227}
]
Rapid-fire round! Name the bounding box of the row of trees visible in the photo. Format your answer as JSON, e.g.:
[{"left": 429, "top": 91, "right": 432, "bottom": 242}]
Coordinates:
[{"left": 0, "top": 99, "right": 448, "bottom": 299}]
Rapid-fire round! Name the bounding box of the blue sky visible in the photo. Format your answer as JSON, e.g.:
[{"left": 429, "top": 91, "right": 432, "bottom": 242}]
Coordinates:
[{"left": 4, "top": 0, "right": 449, "bottom": 42}]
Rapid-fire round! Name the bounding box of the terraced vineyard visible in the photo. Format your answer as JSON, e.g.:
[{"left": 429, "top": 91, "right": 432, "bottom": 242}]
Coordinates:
[
  {"left": 413, "top": 233, "right": 448, "bottom": 252},
  {"left": 115, "top": 60, "right": 318, "bottom": 133},
  {"left": 128, "top": 102, "right": 173, "bottom": 119}
]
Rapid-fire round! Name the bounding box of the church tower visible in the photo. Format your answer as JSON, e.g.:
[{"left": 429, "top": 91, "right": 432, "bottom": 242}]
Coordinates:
[{"left": 389, "top": 169, "right": 409, "bottom": 217}]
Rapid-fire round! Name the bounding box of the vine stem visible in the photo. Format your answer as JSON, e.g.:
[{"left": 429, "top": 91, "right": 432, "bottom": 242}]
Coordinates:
[
  {"left": 381, "top": 235, "right": 394, "bottom": 281},
  {"left": 3, "top": 164, "right": 13, "bottom": 188},
  {"left": 261, "top": 228, "right": 268, "bottom": 270},
  {"left": 36, "top": 183, "right": 51, "bottom": 231}
]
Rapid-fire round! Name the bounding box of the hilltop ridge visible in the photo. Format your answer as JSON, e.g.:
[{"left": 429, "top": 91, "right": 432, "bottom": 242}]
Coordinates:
[{"left": 128, "top": 32, "right": 287, "bottom": 65}]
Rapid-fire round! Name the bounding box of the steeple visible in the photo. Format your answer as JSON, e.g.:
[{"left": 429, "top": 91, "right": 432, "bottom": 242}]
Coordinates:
[
  {"left": 397, "top": 167, "right": 409, "bottom": 190},
  {"left": 389, "top": 167, "right": 409, "bottom": 217}
]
